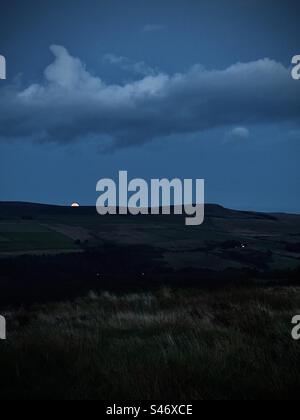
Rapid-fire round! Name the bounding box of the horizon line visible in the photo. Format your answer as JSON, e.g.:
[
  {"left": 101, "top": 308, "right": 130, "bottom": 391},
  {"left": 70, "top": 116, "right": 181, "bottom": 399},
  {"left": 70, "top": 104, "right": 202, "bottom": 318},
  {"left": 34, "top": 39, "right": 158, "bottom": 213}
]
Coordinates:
[{"left": 0, "top": 200, "right": 299, "bottom": 216}]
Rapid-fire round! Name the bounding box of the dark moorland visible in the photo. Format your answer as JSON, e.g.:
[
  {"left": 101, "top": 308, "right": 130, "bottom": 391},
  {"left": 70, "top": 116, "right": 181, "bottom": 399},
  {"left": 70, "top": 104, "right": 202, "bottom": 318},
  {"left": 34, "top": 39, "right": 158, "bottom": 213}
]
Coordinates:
[
  {"left": 0, "top": 202, "right": 300, "bottom": 400},
  {"left": 1, "top": 202, "right": 300, "bottom": 306}
]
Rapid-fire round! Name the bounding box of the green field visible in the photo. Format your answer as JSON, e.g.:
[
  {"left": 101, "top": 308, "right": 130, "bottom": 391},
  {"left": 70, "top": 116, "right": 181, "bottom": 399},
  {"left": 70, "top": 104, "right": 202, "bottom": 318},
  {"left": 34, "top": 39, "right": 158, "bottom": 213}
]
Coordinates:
[{"left": 0, "top": 222, "right": 78, "bottom": 253}]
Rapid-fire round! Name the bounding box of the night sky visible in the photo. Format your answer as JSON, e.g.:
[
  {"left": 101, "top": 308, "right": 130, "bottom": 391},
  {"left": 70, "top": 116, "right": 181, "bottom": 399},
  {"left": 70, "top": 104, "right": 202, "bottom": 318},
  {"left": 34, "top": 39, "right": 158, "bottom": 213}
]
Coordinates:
[{"left": 0, "top": 0, "right": 300, "bottom": 212}]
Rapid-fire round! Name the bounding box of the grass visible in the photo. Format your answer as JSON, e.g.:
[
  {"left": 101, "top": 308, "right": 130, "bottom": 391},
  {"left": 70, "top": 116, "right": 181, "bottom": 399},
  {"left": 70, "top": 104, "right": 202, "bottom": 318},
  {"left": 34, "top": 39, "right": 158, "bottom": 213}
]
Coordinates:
[
  {"left": 0, "top": 226, "right": 78, "bottom": 252},
  {"left": 0, "top": 222, "right": 48, "bottom": 233},
  {"left": 0, "top": 286, "right": 300, "bottom": 400},
  {"left": 0, "top": 232, "right": 77, "bottom": 252}
]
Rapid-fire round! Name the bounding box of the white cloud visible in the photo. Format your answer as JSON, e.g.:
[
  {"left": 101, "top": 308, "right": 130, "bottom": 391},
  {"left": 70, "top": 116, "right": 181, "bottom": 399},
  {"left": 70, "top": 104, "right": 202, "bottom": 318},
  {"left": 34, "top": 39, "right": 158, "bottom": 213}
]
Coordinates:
[
  {"left": 45, "top": 45, "right": 103, "bottom": 91},
  {"left": 0, "top": 46, "right": 299, "bottom": 151},
  {"left": 229, "top": 127, "right": 250, "bottom": 140}
]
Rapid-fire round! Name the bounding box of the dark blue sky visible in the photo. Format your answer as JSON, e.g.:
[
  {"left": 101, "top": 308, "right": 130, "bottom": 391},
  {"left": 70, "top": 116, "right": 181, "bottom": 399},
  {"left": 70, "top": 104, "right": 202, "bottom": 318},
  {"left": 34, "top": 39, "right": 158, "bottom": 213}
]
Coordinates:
[{"left": 0, "top": 0, "right": 300, "bottom": 212}]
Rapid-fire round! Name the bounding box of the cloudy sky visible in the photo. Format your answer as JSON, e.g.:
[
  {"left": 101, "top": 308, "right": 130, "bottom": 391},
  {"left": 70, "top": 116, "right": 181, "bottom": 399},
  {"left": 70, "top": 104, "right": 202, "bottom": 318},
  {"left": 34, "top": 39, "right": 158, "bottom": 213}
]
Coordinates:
[{"left": 0, "top": 0, "right": 300, "bottom": 211}]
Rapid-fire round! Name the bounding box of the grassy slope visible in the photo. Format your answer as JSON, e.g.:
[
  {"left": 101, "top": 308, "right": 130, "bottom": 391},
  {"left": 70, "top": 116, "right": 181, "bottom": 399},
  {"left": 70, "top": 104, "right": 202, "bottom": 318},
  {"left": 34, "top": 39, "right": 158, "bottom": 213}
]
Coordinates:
[
  {"left": 1, "top": 203, "right": 300, "bottom": 272},
  {"left": 1, "top": 286, "right": 300, "bottom": 400},
  {"left": 0, "top": 221, "right": 78, "bottom": 253}
]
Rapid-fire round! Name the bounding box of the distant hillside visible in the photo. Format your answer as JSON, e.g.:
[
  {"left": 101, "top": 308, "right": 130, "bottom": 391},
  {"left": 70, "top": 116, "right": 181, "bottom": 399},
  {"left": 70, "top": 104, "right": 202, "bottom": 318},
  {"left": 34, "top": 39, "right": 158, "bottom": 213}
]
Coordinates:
[
  {"left": 0, "top": 202, "right": 95, "bottom": 218},
  {"left": 1, "top": 201, "right": 300, "bottom": 306},
  {"left": 1, "top": 200, "right": 300, "bottom": 273},
  {"left": 0, "top": 201, "right": 291, "bottom": 220}
]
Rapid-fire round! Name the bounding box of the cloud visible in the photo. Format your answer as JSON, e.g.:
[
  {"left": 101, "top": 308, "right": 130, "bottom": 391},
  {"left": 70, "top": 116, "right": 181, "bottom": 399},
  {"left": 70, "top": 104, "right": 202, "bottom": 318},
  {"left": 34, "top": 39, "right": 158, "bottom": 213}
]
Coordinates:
[
  {"left": 103, "top": 53, "right": 157, "bottom": 76},
  {"left": 0, "top": 45, "right": 300, "bottom": 151},
  {"left": 225, "top": 127, "right": 250, "bottom": 142},
  {"left": 142, "top": 24, "right": 165, "bottom": 33}
]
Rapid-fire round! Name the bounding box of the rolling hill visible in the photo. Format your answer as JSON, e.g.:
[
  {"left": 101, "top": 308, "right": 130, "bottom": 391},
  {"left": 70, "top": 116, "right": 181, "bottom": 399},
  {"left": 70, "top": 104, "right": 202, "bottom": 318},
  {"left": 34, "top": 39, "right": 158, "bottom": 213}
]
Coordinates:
[
  {"left": 1, "top": 201, "right": 300, "bottom": 270},
  {"left": 0, "top": 201, "right": 300, "bottom": 306}
]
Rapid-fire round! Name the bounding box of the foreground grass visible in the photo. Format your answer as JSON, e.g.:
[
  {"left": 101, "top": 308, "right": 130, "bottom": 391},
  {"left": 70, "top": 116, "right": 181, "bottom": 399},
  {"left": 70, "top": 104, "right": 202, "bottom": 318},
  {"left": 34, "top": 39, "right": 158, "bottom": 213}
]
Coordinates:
[{"left": 0, "top": 286, "right": 300, "bottom": 400}]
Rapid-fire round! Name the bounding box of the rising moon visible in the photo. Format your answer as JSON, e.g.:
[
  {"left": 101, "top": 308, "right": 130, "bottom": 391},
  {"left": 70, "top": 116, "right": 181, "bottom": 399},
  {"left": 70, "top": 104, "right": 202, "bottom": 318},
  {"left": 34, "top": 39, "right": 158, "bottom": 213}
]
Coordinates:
[{"left": 71, "top": 202, "right": 80, "bottom": 208}]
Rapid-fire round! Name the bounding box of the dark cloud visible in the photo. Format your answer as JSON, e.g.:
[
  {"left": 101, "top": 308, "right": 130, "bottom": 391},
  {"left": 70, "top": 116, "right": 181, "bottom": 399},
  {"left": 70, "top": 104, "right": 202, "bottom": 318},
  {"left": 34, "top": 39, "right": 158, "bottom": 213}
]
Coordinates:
[{"left": 0, "top": 45, "right": 299, "bottom": 151}]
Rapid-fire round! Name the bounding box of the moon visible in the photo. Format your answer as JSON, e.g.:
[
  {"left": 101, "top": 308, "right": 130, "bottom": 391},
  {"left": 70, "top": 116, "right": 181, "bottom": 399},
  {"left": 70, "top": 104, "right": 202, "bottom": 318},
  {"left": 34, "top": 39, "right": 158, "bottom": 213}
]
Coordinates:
[{"left": 71, "top": 202, "right": 80, "bottom": 208}]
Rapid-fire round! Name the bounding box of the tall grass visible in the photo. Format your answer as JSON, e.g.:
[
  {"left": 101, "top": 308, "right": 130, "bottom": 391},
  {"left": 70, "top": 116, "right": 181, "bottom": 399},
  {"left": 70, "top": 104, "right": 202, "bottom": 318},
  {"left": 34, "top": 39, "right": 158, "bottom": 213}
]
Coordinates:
[{"left": 0, "top": 287, "right": 300, "bottom": 400}]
